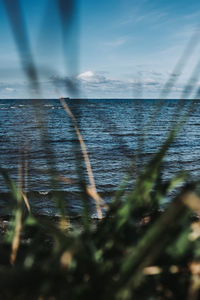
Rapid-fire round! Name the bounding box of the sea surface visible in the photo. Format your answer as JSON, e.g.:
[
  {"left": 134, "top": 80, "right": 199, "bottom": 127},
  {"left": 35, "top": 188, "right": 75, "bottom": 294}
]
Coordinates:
[{"left": 0, "top": 99, "right": 200, "bottom": 217}]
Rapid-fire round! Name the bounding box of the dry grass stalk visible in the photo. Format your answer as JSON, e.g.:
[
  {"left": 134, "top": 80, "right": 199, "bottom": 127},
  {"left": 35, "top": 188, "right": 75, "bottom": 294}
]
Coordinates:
[
  {"left": 182, "top": 192, "right": 200, "bottom": 213},
  {"left": 188, "top": 261, "right": 200, "bottom": 299},
  {"left": 60, "top": 97, "right": 105, "bottom": 219},
  {"left": 189, "top": 222, "right": 200, "bottom": 241},
  {"left": 143, "top": 266, "right": 162, "bottom": 275},
  {"left": 86, "top": 186, "right": 108, "bottom": 209},
  {"left": 22, "top": 191, "right": 31, "bottom": 213},
  {"left": 10, "top": 209, "right": 22, "bottom": 265},
  {"left": 187, "top": 270, "right": 200, "bottom": 300},
  {"left": 59, "top": 217, "right": 70, "bottom": 231},
  {"left": 60, "top": 251, "right": 73, "bottom": 269}
]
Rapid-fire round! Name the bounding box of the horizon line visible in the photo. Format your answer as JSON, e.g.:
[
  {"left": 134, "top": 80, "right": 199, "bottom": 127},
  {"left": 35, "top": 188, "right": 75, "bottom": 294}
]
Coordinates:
[{"left": 0, "top": 98, "right": 199, "bottom": 100}]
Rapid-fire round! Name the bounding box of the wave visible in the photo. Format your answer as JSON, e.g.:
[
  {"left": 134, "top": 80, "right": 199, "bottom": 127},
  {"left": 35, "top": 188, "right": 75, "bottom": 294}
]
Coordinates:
[{"left": 0, "top": 190, "right": 112, "bottom": 217}]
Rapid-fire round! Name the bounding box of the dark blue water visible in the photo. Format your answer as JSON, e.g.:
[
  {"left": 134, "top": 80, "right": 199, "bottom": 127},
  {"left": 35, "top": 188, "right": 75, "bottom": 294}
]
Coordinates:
[{"left": 0, "top": 99, "right": 200, "bottom": 216}]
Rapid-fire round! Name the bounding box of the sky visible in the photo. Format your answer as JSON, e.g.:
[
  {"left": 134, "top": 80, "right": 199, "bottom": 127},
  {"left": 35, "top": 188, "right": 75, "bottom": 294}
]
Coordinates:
[{"left": 0, "top": 0, "right": 200, "bottom": 99}]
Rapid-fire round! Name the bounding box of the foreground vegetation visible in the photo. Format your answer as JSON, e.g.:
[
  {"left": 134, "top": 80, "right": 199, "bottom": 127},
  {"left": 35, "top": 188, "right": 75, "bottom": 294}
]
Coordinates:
[
  {"left": 1, "top": 120, "right": 200, "bottom": 300},
  {"left": 2, "top": 1, "right": 200, "bottom": 298}
]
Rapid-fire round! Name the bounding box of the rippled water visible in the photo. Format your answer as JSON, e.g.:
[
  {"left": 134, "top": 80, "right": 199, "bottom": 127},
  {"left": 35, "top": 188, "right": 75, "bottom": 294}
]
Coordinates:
[{"left": 0, "top": 99, "right": 199, "bottom": 216}]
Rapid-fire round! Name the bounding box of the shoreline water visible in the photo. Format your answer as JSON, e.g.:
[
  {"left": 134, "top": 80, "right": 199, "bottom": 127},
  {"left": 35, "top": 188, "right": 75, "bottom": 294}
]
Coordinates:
[{"left": 1, "top": 99, "right": 200, "bottom": 216}]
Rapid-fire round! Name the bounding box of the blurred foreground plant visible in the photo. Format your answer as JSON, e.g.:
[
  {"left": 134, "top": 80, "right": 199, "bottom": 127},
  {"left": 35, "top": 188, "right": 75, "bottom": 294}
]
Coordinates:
[
  {"left": 2, "top": 0, "right": 200, "bottom": 299},
  {"left": 0, "top": 119, "right": 200, "bottom": 300}
]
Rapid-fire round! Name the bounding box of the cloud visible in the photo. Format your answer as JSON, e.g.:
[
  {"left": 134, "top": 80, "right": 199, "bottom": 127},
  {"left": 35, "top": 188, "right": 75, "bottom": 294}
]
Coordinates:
[
  {"left": 77, "top": 71, "right": 94, "bottom": 81},
  {"left": 77, "top": 71, "right": 108, "bottom": 85},
  {"left": 76, "top": 70, "right": 197, "bottom": 98},
  {"left": 0, "top": 70, "right": 191, "bottom": 99},
  {"left": 5, "top": 87, "right": 14, "bottom": 92},
  {"left": 76, "top": 70, "right": 165, "bottom": 97},
  {"left": 135, "top": 70, "right": 163, "bottom": 78}
]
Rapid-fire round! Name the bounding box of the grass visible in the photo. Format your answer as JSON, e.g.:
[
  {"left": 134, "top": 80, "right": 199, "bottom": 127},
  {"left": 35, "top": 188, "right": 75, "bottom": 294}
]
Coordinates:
[
  {"left": 2, "top": 1, "right": 200, "bottom": 299},
  {"left": 0, "top": 100, "right": 200, "bottom": 300}
]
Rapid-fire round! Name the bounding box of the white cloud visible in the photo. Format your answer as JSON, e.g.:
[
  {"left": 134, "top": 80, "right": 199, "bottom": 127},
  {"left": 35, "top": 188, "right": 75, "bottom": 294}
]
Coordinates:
[
  {"left": 76, "top": 70, "right": 165, "bottom": 98},
  {"left": 5, "top": 87, "right": 14, "bottom": 92},
  {"left": 75, "top": 70, "right": 196, "bottom": 98},
  {"left": 77, "top": 71, "right": 94, "bottom": 81},
  {"left": 77, "top": 71, "right": 108, "bottom": 85},
  {"left": 0, "top": 70, "right": 192, "bottom": 99}
]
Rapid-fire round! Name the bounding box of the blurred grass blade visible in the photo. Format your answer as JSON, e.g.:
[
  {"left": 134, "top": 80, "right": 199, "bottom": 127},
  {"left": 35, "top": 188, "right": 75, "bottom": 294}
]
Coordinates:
[
  {"left": 57, "top": 0, "right": 79, "bottom": 95},
  {"left": 10, "top": 208, "right": 22, "bottom": 265},
  {"left": 0, "top": 167, "right": 24, "bottom": 265},
  {"left": 22, "top": 192, "right": 31, "bottom": 213},
  {"left": 160, "top": 25, "right": 200, "bottom": 99},
  {"left": 116, "top": 129, "right": 176, "bottom": 229},
  {"left": 60, "top": 97, "right": 104, "bottom": 219},
  {"left": 2, "top": 0, "right": 39, "bottom": 90},
  {"left": 118, "top": 189, "right": 196, "bottom": 294}
]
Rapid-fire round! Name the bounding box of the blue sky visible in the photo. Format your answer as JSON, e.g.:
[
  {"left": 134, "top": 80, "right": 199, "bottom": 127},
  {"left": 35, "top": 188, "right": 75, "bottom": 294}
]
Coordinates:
[{"left": 0, "top": 0, "right": 200, "bottom": 98}]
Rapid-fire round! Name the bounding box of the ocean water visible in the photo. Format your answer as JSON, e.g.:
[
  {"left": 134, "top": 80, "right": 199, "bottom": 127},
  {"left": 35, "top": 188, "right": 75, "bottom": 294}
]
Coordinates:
[{"left": 0, "top": 99, "right": 200, "bottom": 216}]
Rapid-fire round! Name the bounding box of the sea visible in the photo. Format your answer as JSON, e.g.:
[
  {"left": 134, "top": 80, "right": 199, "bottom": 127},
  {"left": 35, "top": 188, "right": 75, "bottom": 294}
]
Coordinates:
[{"left": 0, "top": 98, "right": 200, "bottom": 217}]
